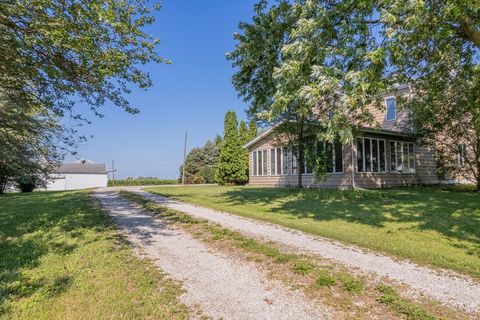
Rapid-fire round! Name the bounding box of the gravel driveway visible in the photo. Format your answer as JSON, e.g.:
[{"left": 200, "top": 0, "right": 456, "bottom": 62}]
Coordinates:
[
  {"left": 93, "top": 190, "right": 328, "bottom": 320},
  {"left": 117, "top": 187, "right": 480, "bottom": 315}
]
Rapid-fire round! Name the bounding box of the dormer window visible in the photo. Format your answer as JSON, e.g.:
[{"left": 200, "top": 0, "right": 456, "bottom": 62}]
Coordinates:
[{"left": 386, "top": 97, "right": 397, "bottom": 121}]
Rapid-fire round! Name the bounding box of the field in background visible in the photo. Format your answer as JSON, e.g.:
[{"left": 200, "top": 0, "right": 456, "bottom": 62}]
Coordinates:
[
  {"left": 108, "top": 178, "right": 178, "bottom": 187},
  {"left": 0, "top": 191, "right": 188, "bottom": 319},
  {"left": 147, "top": 185, "right": 480, "bottom": 279}
]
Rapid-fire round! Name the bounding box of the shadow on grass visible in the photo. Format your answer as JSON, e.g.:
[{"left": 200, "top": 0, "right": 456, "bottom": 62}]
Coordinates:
[
  {"left": 0, "top": 191, "right": 110, "bottom": 310},
  {"left": 219, "top": 186, "right": 480, "bottom": 246}
]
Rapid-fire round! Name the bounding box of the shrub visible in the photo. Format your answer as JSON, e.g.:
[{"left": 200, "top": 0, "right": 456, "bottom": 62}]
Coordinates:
[
  {"left": 16, "top": 175, "right": 37, "bottom": 193},
  {"left": 192, "top": 175, "right": 206, "bottom": 184},
  {"left": 197, "top": 167, "right": 216, "bottom": 184}
]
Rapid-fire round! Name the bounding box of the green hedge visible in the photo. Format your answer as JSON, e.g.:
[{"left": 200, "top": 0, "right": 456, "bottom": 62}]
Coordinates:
[{"left": 108, "top": 179, "right": 178, "bottom": 187}]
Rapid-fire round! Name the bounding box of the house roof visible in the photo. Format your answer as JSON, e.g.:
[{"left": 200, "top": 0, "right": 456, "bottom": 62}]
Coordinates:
[
  {"left": 243, "top": 126, "right": 277, "bottom": 149},
  {"left": 55, "top": 162, "right": 107, "bottom": 175},
  {"left": 243, "top": 125, "right": 415, "bottom": 150}
]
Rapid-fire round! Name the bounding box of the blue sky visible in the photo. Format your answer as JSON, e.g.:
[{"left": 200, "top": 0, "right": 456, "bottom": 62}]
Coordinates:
[{"left": 68, "top": 0, "right": 259, "bottom": 179}]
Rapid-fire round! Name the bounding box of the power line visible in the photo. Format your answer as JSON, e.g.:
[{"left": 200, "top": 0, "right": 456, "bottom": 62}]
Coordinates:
[{"left": 114, "top": 161, "right": 180, "bottom": 166}]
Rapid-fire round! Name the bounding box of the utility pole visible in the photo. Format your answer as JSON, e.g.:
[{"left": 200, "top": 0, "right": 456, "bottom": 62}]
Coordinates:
[
  {"left": 182, "top": 130, "right": 188, "bottom": 185},
  {"left": 112, "top": 160, "right": 115, "bottom": 187},
  {"left": 106, "top": 161, "right": 117, "bottom": 188}
]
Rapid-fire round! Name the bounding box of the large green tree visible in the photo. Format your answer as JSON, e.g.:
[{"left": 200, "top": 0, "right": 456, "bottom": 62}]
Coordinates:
[
  {"left": 228, "top": 0, "right": 295, "bottom": 123},
  {"left": 0, "top": 0, "right": 167, "bottom": 119},
  {"left": 239, "top": 120, "right": 249, "bottom": 146},
  {"left": 0, "top": 95, "right": 73, "bottom": 193},
  {"left": 0, "top": 0, "right": 166, "bottom": 189},
  {"left": 229, "top": 0, "right": 348, "bottom": 187},
  {"left": 298, "top": 0, "right": 480, "bottom": 189},
  {"left": 180, "top": 137, "right": 221, "bottom": 184},
  {"left": 230, "top": 0, "right": 480, "bottom": 189},
  {"left": 215, "top": 111, "right": 249, "bottom": 185}
]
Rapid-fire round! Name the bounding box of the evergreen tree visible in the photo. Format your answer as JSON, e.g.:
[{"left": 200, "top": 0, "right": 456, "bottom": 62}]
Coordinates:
[
  {"left": 180, "top": 139, "right": 220, "bottom": 184},
  {"left": 239, "top": 121, "right": 249, "bottom": 146},
  {"left": 215, "top": 111, "right": 249, "bottom": 185},
  {"left": 248, "top": 119, "right": 258, "bottom": 141},
  {"left": 238, "top": 120, "right": 253, "bottom": 179}
]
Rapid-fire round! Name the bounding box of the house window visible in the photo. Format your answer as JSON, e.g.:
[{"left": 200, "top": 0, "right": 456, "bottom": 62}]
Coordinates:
[
  {"left": 252, "top": 150, "right": 267, "bottom": 176},
  {"left": 357, "top": 138, "right": 386, "bottom": 173},
  {"left": 283, "top": 149, "right": 290, "bottom": 175},
  {"left": 456, "top": 144, "right": 467, "bottom": 167},
  {"left": 364, "top": 138, "right": 371, "bottom": 172},
  {"left": 291, "top": 146, "right": 299, "bottom": 175},
  {"left": 390, "top": 141, "right": 415, "bottom": 173},
  {"left": 270, "top": 149, "right": 276, "bottom": 176},
  {"left": 262, "top": 149, "right": 268, "bottom": 176},
  {"left": 317, "top": 141, "right": 343, "bottom": 173},
  {"left": 257, "top": 150, "right": 263, "bottom": 176},
  {"left": 386, "top": 97, "right": 396, "bottom": 121},
  {"left": 276, "top": 142, "right": 343, "bottom": 176},
  {"left": 270, "top": 148, "right": 284, "bottom": 175},
  {"left": 276, "top": 148, "right": 283, "bottom": 175}
]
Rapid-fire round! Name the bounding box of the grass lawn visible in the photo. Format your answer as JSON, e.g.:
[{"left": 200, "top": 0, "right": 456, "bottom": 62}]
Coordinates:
[
  {"left": 0, "top": 191, "right": 189, "bottom": 320},
  {"left": 147, "top": 185, "right": 480, "bottom": 279}
]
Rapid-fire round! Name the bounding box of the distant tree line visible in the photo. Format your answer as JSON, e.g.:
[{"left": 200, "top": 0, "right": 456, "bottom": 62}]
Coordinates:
[{"left": 108, "top": 178, "right": 178, "bottom": 187}]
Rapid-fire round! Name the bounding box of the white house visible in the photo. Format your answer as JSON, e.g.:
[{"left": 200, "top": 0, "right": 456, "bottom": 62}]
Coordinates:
[{"left": 46, "top": 159, "right": 108, "bottom": 191}]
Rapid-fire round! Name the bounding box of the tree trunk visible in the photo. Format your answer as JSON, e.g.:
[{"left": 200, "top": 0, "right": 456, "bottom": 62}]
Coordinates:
[
  {"left": 476, "top": 160, "right": 480, "bottom": 192},
  {"left": 477, "top": 138, "right": 480, "bottom": 192},
  {"left": 297, "top": 123, "right": 304, "bottom": 188}
]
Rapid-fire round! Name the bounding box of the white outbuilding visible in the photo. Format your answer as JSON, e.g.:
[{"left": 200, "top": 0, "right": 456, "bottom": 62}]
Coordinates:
[{"left": 46, "top": 159, "right": 108, "bottom": 191}]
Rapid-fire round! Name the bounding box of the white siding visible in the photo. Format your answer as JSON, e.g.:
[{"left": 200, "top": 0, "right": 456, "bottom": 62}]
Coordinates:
[{"left": 46, "top": 174, "right": 108, "bottom": 191}]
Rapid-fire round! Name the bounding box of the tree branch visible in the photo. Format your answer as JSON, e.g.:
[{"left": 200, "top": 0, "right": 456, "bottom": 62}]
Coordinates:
[{"left": 460, "top": 16, "right": 480, "bottom": 48}]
